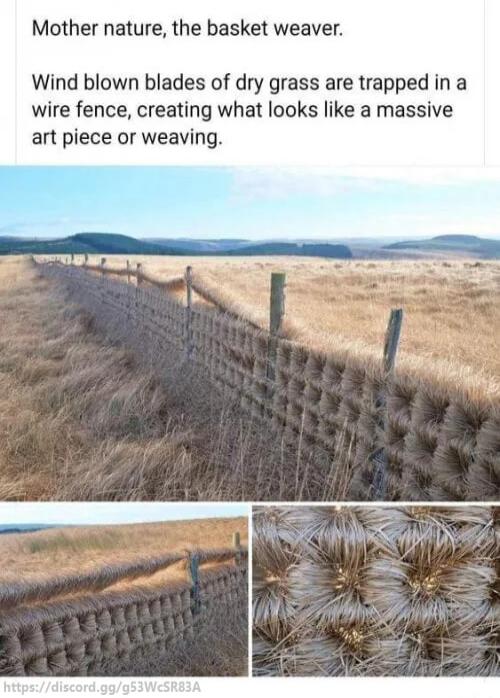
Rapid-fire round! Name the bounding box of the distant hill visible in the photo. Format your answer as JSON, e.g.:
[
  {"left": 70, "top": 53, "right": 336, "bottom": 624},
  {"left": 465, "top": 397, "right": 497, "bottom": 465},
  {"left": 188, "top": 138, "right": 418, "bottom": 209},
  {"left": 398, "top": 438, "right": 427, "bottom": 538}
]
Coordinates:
[
  {"left": 0, "top": 233, "right": 353, "bottom": 259},
  {"left": 224, "top": 242, "right": 353, "bottom": 258},
  {"left": 0, "top": 233, "right": 185, "bottom": 256},
  {"left": 145, "top": 238, "right": 249, "bottom": 253},
  {"left": 72, "top": 233, "right": 183, "bottom": 255},
  {"left": 0, "top": 524, "right": 56, "bottom": 535},
  {"left": 384, "top": 234, "right": 500, "bottom": 258}
]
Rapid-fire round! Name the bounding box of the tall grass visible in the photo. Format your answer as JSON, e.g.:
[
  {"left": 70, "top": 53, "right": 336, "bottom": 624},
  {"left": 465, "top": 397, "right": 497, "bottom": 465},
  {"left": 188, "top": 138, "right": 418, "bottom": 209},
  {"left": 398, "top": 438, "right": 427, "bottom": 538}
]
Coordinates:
[
  {"left": 26, "top": 529, "right": 122, "bottom": 555},
  {"left": 0, "top": 517, "right": 248, "bottom": 582},
  {"left": 0, "top": 258, "right": 322, "bottom": 502},
  {"left": 70, "top": 253, "right": 500, "bottom": 384}
]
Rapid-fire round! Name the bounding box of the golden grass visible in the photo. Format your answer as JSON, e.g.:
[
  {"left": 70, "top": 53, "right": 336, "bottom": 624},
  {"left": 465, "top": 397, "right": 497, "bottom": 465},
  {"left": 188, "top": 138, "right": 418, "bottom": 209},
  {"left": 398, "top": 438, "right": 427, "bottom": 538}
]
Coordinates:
[
  {"left": 73, "top": 254, "right": 500, "bottom": 383},
  {"left": 0, "top": 516, "right": 248, "bottom": 677},
  {"left": 0, "top": 516, "right": 247, "bottom": 584},
  {"left": 0, "top": 257, "right": 321, "bottom": 501}
]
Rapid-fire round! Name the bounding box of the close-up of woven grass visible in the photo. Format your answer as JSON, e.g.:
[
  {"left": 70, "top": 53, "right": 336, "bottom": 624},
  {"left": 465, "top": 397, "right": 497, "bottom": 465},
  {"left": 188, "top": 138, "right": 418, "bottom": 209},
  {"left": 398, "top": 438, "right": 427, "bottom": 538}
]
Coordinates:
[
  {"left": 0, "top": 545, "right": 248, "bottom": 676},
  {"left": 252, "top": 506, "right": 500, "bottom": 676},
  {"left": 36, "top": 260, "right": 500, "bottom": 502}
]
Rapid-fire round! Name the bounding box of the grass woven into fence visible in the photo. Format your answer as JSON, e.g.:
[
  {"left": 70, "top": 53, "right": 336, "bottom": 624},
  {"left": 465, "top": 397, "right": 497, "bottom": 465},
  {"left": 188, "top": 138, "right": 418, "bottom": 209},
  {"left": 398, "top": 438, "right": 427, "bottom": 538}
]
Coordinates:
[
  {"left": 0, "top": 553, "right": 185, "bottom": 609},
  {"left": 252, "top": 506, "right": 499, "bottom": 677},
  {"left": 36, "top": 262, "right": 500, "bottom": 501},
  {"left": 0, "top": 548, "right": 248, "bottom": 676}
]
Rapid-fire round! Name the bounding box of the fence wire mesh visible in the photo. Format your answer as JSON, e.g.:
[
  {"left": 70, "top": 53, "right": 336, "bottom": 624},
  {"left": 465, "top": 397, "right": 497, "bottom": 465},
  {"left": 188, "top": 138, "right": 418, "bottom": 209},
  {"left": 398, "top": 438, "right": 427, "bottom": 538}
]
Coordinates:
[{"left": 37, "top": 262, "right": 500, "bottom": 501}]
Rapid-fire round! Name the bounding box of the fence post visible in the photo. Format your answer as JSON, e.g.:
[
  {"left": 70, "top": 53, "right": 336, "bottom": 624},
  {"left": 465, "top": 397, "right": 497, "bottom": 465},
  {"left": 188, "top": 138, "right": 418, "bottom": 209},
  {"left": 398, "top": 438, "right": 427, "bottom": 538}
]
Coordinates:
[
  {"left": 84, "top": 253, "right": 88, "bottom": 266},
  {"left": 185, "top": 266, "right": 193, "bottom": 359},
  {"left": 233, "top": 531, "right": 241, "bottom": 566},
  {"left": 126, "top": 259, "right": 131, "bottom": 283},
  {"left": 266, "top": 272, "right": 286, "bottom": 384},
  {"left": 70, "top": 253, "right": 74, "bottom": 265},
  {"left": 383, "top": 308, "right": 403, "bottom": 375},
  {"left": 100, "top": 257, "right": 106, "bottom": 277},
  {"left": 371, "top": 307, "right": 404, "bottom": 500},
  {"left": 188, "top": 552, "right": 201, "bottom": 615},
  {"left": 136, "top": 262, "right": 142, "bottom": 286}
]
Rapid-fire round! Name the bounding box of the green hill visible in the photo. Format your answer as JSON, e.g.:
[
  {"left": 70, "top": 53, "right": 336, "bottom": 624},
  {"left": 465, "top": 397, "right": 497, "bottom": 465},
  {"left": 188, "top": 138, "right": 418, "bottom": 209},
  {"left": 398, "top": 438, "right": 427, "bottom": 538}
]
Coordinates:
[
  {"left": 0, "top": 232, "right": 184, "bottom": 256},
  {"left": 0, "top": 233, "right": 352, "bottom": 259}
]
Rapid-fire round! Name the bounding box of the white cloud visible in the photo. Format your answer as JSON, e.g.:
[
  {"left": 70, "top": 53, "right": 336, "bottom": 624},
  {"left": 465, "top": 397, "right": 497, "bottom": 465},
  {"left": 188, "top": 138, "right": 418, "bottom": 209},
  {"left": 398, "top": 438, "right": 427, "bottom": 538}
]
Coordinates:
[{"left": 230, "top": 166, "right": 500, "bottom": 201}]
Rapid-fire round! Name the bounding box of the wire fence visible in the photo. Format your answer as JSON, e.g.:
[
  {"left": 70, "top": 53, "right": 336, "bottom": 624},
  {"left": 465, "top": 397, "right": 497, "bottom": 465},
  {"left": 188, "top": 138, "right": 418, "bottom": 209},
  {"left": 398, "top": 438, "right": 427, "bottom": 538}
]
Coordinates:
[
  {"left": 0, "top": 543, "right": 248, "bottom": 676},
  {"left": 35, "top": 258, "right": 500, "bottom": 502}
]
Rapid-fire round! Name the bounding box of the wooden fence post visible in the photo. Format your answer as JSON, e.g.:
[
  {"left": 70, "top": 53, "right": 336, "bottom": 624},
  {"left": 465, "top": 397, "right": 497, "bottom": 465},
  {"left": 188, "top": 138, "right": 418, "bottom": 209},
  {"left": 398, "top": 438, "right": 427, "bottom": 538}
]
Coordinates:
[
  {"left": 233, "top": 531, "right": 241, "bottom": 566},
  {"left": 269, "top": 272, "right": 286, "bottom": 335},
  {"left": 383, "top": 308, "right": 403, "bottom": 375},
  {"left": 371, "top": 307, "right": 404, "bottom": 500},
  {"left": 188, "top": 552, "right": 201, "bottom": 615},
  {"left": 136, "top": 262, "right": 142, "bottom": 286},
  {"left": 126, "top": 259, "right": 131, "bottom": 283},
  {"left": 100, "top": 257, "right": 106, "bottom": 277},
  {"left": 185, "top": 266, "right": 193, "bottom": 359},
  {"left": 84, "top": 253, "right": 88, "bottom": 266},
  {"left": 70, "top": 253, "right": 74, "bottom": 265},
  {"left": 266, "top": 272, "right": 286, "bottom": 384}
]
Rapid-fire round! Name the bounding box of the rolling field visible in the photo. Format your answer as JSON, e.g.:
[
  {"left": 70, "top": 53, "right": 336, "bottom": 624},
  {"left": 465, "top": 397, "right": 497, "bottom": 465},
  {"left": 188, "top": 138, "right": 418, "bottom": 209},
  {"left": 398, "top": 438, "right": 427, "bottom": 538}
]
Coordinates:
[
  {"left": 81, "top": 254, "right": 500, "bottom": 385},
  {"left": 0, "top": 516, "right": 247, "bottom": 583}
]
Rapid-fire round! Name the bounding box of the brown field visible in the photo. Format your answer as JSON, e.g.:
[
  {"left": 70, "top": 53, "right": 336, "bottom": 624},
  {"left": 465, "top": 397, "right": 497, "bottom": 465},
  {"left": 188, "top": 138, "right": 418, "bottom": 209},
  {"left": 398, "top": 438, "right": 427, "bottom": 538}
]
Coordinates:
[
  {"left": 80, "top": 254, "right": 500, "bottom": 385},
  {"left": 0, "top": 515, "right": 247, "bottom": 583}
]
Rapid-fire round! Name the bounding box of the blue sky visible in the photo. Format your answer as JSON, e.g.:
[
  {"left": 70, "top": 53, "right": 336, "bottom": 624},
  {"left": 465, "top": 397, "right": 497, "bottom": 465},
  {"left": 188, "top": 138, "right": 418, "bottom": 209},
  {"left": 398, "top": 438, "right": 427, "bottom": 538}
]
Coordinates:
[
  {"left": 1, "top": 167, "right": 500, "bottom": 240},
  {"left": 0, "top": 502, "right": 249, "bottom": 526}
]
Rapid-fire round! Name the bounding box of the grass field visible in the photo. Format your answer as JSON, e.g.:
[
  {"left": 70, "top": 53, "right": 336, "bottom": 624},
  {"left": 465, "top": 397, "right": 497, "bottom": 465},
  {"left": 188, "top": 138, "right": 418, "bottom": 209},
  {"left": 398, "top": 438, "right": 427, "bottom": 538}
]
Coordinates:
[
  {"left": 0, "top": 257, "right": 311, "bottom": 501},
  {"left": 0, "top": 516, "right": 247, "bottom": 583},
  {"left": 2, "top": 254, "right": 499, "bottom": 501},
  {"left": 82, "top": 254, "right": 500, "bottom": 383}
]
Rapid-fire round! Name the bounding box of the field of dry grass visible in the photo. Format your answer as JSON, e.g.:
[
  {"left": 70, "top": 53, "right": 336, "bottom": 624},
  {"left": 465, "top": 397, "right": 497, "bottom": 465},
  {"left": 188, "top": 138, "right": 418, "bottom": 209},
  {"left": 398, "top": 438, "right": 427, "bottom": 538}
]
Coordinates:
[
  {"left": 0, "top": 516, "right": 247, "bottom": 583},
  {"left": 0, "top": 257, "right": 318, "bottom": 501},
  {"left": 85, "top": 254, "right": 500, "bottom": 385}
]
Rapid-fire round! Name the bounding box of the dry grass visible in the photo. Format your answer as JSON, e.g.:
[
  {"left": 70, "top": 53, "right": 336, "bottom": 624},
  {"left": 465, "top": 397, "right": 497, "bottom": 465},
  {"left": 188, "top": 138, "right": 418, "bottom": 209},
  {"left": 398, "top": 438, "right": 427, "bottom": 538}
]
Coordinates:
[
  {"left": 253, "top": 505, "right": 499, "bottom": 677},
  {"left": 0, "top": 517, "right": 247, "bottom": 583},
  {"left": 0, "top": 517, "right": 248, "bottom": 677},
  {"left": 76, "top": 254, "right": 500, "bottom": 383},
  {"left": 0, "top": 257, "right": 323, "bottom": 501}
]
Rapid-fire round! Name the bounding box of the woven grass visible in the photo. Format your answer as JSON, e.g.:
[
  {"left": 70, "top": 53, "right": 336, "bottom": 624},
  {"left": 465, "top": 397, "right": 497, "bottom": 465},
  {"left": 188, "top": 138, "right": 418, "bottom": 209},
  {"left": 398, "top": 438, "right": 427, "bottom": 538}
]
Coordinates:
[
  {"left": 252, "top": 506, "right": 499, "bottom": 677},
  {"left": 0, "top": 548, "right": 248, "bottom": 676},
  {"left": 37, "top": 262, "right": 500, "bottom": 501}
]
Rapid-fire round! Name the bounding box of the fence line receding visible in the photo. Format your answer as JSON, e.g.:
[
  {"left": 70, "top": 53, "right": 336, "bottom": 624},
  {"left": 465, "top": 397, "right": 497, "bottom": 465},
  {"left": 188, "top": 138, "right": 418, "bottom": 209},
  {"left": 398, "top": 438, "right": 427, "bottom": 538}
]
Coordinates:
[{"left": 34, "top": 257, "right": 500, "bottom": 502}]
